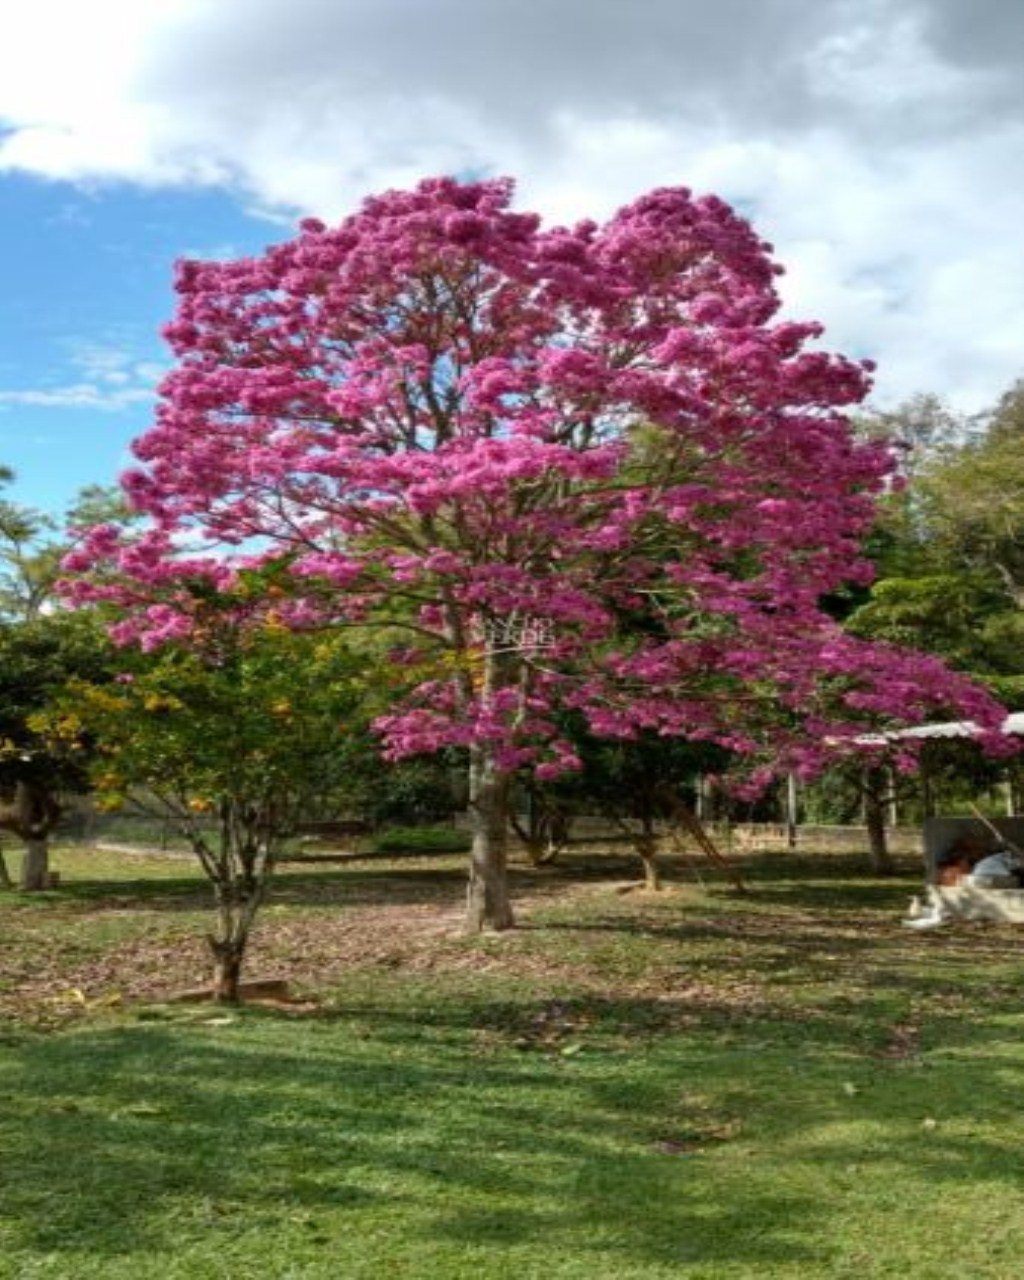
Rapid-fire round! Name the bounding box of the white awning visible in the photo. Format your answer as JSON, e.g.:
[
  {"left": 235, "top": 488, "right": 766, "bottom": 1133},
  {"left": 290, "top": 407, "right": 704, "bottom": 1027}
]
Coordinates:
[{"left": 855, "top": 712, "right": 1024, "bottom": 745}]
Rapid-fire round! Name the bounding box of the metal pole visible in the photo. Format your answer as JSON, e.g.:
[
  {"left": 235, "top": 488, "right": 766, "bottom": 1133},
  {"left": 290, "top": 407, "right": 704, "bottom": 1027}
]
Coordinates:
[{"left": 785, "top": 772, "right": 798, "bottom": 850}]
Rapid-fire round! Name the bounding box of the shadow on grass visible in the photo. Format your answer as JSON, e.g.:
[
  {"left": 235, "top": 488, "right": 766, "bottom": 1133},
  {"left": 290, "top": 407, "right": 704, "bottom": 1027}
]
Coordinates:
[
  {"left": 0, "top": 1014, "right": 812, "bottom": 1272},
  {"left": 29, "top": 853, "right": 672, "bottom": 916},
  {"left": 529, "top": 902, "right": 1024, "bottom": 989},
  {"left": 1, "top": 984, "right": 1023, "bottom": 1273},
  {"left": 27, "top": 847, "right": 897, "bottom": 921},
  {"left": 745, "top": 878, "right": 917, "bottom": 913},
  {"left": 20, "top": 864, "right": 471, "bottom": 915}
]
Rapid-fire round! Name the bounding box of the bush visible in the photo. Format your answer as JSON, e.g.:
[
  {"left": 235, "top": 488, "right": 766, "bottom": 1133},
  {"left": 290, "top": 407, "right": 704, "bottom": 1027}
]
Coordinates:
[{"left": 371, "top": 825, "right": 470, "bottom": 854}]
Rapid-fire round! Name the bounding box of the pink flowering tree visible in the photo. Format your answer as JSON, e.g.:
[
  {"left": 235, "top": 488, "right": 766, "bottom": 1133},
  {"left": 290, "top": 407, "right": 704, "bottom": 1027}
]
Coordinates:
[{"left": 63, "top": 176, "right": 1007, "bottom": 931}]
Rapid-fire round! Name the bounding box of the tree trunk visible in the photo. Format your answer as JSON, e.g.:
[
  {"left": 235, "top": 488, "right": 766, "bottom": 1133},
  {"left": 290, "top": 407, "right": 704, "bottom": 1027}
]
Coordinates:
[
  {"left": 209, "top": 939, "right": 245, "bottom": 1003},
  {"left": 695, "top": 774, "right": 711, "bottom": 822},
  {"left": 785, "top": 773, "right": 799, "bottom": 851},
  {"left": 522, "top": 838, "right": 558, "bottom": 868},
  {"left": 466, "top": 746, "right": 514, "bottom": 932},
  {"left": 20, "top": 838, "right": 49, "bottom": 892},
  {"left": 863, "top": 768, "right": 894, "bottom": 875},
  {"left": 2, "top": 781, "right": 61, "bottom": 891},
  {"left": 513, "top": 804, "right": 569, "bottom": 867},
  {"left": 206, "top": 858, "right": 266, "bottom": 1002},
  {"left": 634, "top": 832, "right": 663, "bottom": 891},
  {"left": 1006, "top": 765, "right": 1022, "bottom": 816},
  {"left": 885, "top": 766, "right": 900, "bottom": 827},
  {"left": 0, "top": 848, "right": 12, "bottom": 889}
]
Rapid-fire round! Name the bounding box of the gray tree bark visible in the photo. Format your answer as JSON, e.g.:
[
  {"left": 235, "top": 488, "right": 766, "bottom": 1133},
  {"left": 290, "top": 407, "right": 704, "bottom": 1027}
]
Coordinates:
[
  {"left": 634, "top": 830, "right": 663, "bottom": 891},
  {"left": 20, "top": 837, "right": 49, "bottom": 891},
  {"left": 466, "top": 745, "right": 514, "bottom": 932},
  {"left": 209, "top": 938, "right": 246, "bottom": 1003},
  {"left": 863, "top": 767, "right": 894, "bottom": 875}
]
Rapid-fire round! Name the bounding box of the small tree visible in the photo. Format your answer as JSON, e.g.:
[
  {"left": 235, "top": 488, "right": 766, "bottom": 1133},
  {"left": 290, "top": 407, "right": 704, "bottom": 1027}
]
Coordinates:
[
  {"left": 65, "top": 176, "right": 1008, "bottom": 932},
  {"left": 572, "top": 734, "right": 729, "bottom": 890},
  {"left": 63, "top": 589, "right": 370, "bottom": 1001},
  {"left": 0, "top": 614, "right": 110, "bottom": 889},
  {"left": 509, "top": 777, "right": 574, "bottom": 867},
  {"left": 0, "top": 474, "right": 137, "bottom": 889}
]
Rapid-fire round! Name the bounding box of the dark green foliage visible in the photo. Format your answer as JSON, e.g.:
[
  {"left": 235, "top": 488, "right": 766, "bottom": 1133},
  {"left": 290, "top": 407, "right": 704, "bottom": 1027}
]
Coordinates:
[
  {"left": 355, "top": 756, "right": 462, "bottom": 828},
  {"left": 0, "top": 614, "right": 113, "bottom": 794},
  {"left": 372, "top": 825, "right": 471, "bottom": 854},
  {"left": 849, "top": 382, "right": 1024, "bottom": 716}
]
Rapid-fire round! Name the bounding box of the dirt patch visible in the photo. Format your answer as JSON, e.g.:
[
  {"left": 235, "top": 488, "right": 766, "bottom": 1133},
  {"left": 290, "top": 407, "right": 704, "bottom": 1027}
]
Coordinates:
[{"left": 0, "top": 877, "right": 593, "bottom": 1028}]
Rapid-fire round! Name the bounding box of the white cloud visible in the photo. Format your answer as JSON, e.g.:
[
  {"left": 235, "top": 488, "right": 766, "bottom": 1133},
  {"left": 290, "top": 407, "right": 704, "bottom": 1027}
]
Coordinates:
[
  {"left": 0, "top": 340, "right": 163, "bottom": 412},
  {"left": 0, "top": 384, "right": 152, "bottom": 411},
  {"left": 0, "top": 0, "right": 1020, "bottom": 411}
]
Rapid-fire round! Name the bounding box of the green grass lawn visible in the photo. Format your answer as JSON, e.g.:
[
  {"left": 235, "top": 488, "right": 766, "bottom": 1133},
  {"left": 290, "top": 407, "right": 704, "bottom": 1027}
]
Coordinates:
[{"left": 2, "top": 845, "right": 1024, "bottom": 1278}]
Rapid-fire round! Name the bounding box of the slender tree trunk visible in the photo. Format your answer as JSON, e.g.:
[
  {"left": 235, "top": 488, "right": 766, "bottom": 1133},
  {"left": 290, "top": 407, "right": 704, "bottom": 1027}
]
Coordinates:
[
  {"left": 885, "top": 766, "right": 899, "bottom": 827},
  {"left": 863, "top": 768, "right": 894, "bottom": 875},
  {"left": 209, "top": 937, "right": 245, "bottom": 1003},
  {"left": 204, "top": 843, "right": 269, "bottom": 1002},
  {"left": 466, "top": 745, "right": 514, "bottom": 932},
  {"left": 521, "top": 836, "right": 559, "bottom": 868},
  {"left": 208, "top": 887, "right": 258, "bottom": 1004},
  {"left": 785, "top": 773, "right": 799, "bottom": 851},
  {"left": 634, "top": 831, "right": 663, "bottom": 891},
  {"left": 695, "top": 774, "right": 710, "bottom": 822},
  {"left": 512, "top": 803, "right": 570, "bottom": 867},
  {"left": 1006, "top": 766, "right": 1021, "bottom": 816},
  {"left": 20, "top": 838, "right": 49, "bottom": 892},
  {"left": 0, "top": 848, "right": 12, "bottom": 889}
]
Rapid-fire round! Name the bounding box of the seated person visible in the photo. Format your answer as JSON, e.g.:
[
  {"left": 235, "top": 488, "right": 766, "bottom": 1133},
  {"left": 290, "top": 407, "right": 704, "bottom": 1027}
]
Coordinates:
[
  {"left": 967, "top": 845, "right": 1023, "bottom": 889},
  {"left": 935, "top": 833, "right": 987, "bottom": 885},
  {"left": 936, "top": 854, "right": 972, "bottom": 885}
]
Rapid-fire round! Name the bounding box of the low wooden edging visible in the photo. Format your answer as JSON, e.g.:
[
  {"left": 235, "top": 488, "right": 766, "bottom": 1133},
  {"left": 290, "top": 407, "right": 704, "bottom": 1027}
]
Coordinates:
[{"left": 160, "top": 978, "right": 292, "bottom": 1004}]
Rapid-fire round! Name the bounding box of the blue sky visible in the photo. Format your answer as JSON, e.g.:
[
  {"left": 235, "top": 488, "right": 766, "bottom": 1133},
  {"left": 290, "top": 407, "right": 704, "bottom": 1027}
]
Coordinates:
[
  {"left": 0, "top": 175, "right": 284, "bottom": 516},
  {"left": 0, "top": 0, "right": 1022, "bottom": 520}
]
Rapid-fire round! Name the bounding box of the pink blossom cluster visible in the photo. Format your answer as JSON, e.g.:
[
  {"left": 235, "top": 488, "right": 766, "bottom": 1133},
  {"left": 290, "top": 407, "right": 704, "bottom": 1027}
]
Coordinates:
[{"left": 63, "top": 175, "right": 1008, "bottom": 779}]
